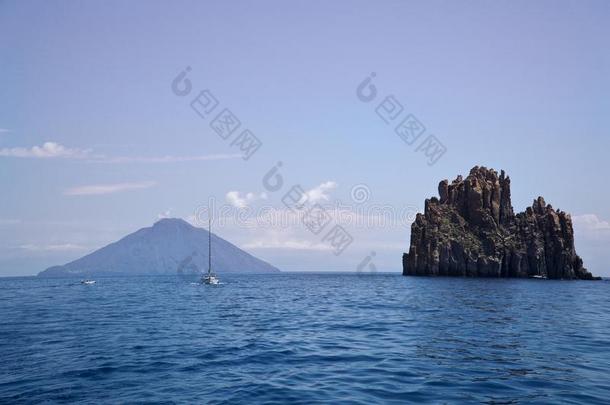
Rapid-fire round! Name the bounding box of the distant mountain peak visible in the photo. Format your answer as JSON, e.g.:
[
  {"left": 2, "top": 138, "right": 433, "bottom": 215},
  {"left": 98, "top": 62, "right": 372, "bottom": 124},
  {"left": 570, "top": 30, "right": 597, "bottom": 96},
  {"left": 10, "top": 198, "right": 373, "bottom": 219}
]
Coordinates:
[
  {"left": 39, "top": 218, "right": 279, "bottom": 277},
  {"left": 152, "top": 217, "right": 195, "bottom": 229}
]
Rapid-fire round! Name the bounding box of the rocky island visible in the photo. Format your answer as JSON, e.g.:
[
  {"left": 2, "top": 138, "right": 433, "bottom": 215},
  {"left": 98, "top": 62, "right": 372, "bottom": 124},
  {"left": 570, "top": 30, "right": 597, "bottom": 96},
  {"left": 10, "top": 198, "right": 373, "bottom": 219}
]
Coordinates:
[{"left": 403, "top": 166, "right": 599, "bottom": 280}]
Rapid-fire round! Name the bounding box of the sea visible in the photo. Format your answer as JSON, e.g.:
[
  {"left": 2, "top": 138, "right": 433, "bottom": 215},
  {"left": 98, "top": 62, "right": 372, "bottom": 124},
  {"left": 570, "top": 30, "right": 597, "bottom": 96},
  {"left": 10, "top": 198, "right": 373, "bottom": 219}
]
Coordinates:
[{"left": 1, "top": 273, "right": 609, "bottom": 404}]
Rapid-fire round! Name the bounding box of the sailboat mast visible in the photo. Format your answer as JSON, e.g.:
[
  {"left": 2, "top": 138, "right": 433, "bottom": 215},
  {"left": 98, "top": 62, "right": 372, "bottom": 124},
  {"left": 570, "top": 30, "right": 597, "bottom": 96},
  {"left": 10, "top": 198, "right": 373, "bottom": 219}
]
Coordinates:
[{"left": 208, "top": 217, "right": 211, "bottom": 276}]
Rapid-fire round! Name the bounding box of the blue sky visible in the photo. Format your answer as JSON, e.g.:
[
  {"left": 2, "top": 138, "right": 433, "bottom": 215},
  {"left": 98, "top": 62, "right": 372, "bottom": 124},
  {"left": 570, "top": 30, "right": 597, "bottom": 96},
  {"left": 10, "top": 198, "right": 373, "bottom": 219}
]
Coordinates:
[{"left": 1, "top": 0, "right": 609, "bottom": 276}]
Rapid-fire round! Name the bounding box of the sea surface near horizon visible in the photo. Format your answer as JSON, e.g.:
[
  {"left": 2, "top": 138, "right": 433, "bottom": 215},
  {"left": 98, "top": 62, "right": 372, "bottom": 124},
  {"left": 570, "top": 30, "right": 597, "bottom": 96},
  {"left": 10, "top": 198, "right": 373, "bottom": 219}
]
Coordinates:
[{"left": 1, "top": 273, "right": 610, "bottom": 404}]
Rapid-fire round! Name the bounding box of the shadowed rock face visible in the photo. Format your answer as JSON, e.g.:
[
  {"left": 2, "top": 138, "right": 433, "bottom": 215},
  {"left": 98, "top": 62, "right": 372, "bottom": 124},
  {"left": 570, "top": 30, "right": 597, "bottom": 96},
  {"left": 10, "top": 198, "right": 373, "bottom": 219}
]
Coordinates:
[{"left": 403, "top": 166, "right": 599, "bottom": 280}]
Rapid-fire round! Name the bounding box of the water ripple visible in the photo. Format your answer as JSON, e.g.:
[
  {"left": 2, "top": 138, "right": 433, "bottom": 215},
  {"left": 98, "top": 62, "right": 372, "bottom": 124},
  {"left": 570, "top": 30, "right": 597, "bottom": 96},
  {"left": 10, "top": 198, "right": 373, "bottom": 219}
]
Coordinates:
[{"left": 1, "top": 274, "right": 610, "bottom": 403}]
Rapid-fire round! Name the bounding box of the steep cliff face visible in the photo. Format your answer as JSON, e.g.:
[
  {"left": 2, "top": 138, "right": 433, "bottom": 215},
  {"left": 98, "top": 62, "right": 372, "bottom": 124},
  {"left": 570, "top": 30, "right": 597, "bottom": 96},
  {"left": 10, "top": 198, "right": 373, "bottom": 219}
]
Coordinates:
[{"left": 403, "top": 166, "right": 599, "bottom": 280}]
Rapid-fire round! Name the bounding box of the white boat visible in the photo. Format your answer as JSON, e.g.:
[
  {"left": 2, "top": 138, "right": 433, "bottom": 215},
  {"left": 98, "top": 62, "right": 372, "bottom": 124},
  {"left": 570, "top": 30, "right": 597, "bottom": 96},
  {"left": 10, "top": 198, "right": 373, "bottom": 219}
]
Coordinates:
[
  {"left": 202, "top": 218, "right": 220, "bottom": 285},
  {"left": 202, "top": 274, "right": 220, "bottom": 285},
  {"left": 81, "top": 280, "right": 96, "bottom": 285}
]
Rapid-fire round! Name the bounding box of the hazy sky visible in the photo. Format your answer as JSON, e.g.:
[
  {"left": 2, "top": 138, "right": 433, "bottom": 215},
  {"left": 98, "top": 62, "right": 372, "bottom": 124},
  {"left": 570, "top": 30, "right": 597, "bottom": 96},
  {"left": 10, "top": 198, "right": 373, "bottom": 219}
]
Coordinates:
[{"left": 1, "top": 0, "right": 609, "bottom": 276}]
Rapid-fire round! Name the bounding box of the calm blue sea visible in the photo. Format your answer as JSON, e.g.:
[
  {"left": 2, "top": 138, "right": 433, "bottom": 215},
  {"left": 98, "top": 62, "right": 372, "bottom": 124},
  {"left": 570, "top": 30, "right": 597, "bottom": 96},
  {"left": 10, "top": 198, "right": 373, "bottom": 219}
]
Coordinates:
[{"left": 1, "top": 273, "right": 609, "bottom": 404}]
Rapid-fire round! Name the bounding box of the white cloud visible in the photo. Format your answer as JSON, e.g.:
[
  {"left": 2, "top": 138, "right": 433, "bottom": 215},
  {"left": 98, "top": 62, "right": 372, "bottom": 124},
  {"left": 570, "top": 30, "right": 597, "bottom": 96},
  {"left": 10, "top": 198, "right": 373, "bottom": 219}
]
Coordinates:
[
  {"left": 64, "top": 181, "right": 157, "bottom": 196},
  {"left": 0, "top": 128, "right": 10, "bottom": 133},
  {"left": 226, "top": 191, "right": 268, "bottom": 208},
  {"left": 0, "top": 141, "right": 241, "bottom": 163},
  {"left": 0, "top": 142, "right": 92, "bottom": 159},
  {"left": 303, "top": 181, "right": 337, "bottom": 203},
  {"left": 17, "top": 243, "right": 88, "bottom": 252},
  {"left": 573, "top": 214, "right": 610, "bottom": 232},
  {"left": 573, "top": 214, "right": 610, "bottom": 246}
]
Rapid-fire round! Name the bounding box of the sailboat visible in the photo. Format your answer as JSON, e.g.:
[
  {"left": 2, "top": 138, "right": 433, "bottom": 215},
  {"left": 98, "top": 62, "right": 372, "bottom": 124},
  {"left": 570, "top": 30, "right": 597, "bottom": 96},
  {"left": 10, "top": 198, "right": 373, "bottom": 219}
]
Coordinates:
[{"left": 201, "top": 218, "right": 220, "bottom": 285}]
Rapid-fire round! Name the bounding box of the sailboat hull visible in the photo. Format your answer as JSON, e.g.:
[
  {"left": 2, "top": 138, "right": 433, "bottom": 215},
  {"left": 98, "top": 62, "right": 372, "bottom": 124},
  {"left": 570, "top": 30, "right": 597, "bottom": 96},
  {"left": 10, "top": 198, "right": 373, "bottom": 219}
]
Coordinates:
[{"left": 202, "top": 275, "right": 220, "bottom": 285}]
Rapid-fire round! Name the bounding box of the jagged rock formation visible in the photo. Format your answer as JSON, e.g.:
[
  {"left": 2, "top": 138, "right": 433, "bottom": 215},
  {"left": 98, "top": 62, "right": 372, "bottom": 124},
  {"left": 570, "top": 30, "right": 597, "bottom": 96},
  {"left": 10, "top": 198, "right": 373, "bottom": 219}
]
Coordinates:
[{"left": 403, "top": 166, "right": 599, "bottom": 280}]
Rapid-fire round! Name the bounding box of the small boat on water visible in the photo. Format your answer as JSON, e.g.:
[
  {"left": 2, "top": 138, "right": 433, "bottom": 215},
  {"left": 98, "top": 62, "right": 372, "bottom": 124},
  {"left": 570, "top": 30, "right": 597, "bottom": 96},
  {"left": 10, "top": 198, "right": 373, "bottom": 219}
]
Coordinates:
[
  {"left": 81, "top": 280, "right": 96, "bottom": 285},
  {"left": 202, "top": 218, "right": 220, "bottom": 285},
  {"left": 530, "top": 275, "right": 547, "bottom": 280},
  {"left": 202, "top": 273, "right": 220, "bottom": 285}
]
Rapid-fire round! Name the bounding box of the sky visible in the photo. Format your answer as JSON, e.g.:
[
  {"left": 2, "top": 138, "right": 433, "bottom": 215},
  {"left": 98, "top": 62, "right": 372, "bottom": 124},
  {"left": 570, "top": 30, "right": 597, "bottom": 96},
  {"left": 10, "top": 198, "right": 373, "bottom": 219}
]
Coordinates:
[{"left": 1, "top": 0, "right": 609, "bottom": 276}]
